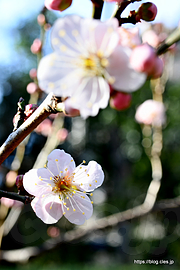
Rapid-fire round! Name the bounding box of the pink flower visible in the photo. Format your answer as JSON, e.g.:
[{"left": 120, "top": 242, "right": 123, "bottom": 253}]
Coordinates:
[
  {"left": 23, "top": 149, "right": 104, "bottom": 225},
  {"left": 130, "top": 43, "right": 163, "bottom": 78},
  {"left": 135, "top": 99, "right": 166, "bottom": 127},
  {"left": 37, "top": 15, "right": 146, "bottom": 118},
  {"left": 44, "top": 0, "right": 72, "bottom": 11}
]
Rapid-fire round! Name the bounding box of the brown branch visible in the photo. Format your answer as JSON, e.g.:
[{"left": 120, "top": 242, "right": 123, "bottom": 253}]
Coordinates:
[
  {"left": 1, "top": 195, "right": 180, "bottom": 263},
  {"left": 0, "top": 93, "right": 61, "bottom": 165},
  {"left": 0, "top": 190, "right": 33, "bottom": 204}
]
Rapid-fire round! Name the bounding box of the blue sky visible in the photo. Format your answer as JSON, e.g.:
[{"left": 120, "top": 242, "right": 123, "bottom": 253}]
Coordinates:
[{"left": 0, "top": 0, "right": 180, "bottom": 66}]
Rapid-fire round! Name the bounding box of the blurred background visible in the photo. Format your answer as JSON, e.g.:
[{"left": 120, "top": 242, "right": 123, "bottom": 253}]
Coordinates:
[{"left": 0, "top": 0, "right": 180, "bottom": 269}]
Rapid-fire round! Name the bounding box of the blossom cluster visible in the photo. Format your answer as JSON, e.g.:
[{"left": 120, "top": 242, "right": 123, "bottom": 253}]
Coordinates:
[{"left": 37, "top": 13, "right": 162, "bottom": 118}]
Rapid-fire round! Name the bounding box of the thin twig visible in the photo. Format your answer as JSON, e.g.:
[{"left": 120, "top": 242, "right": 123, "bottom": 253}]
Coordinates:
[
  {"left": 0, "top": 190, "right": 33, "bottom": 204},
  {"left": 0, "top": 93, "right": 62, "bottom": 165},
  {"left": 157, "top": 27, "right": 180, "bottom": 55},
  {"left": 1, "top": 195, "right": 180, "bottom": 263}
]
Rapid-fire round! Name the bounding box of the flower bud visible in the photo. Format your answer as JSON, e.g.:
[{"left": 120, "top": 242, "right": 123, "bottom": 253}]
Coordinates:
[
  {"left": 26, "top": 82, "right": 39, "bottom": 94},
  {"left": 110, "top": 91, "right": 132, "bottom": 111},
  {"left": 37, "top": 14, "right": 46, "bottom": 26},
  {"left": 24, "top": 104, "right": 38, "bottom": 118},
  {"left": 30, "top": 39, "right": 42, "bottom": 54},
  {"left": 135, "top": 100, "right": 166, "bottom": 127},
  {"left": 44, "top": 0, "right": 72, "bottom": 11},
  {"left": 137, "top": 2, "right": 157, "bottom": 22},
  {"left": 29, "top": 68, "right": 37, "bottom": 80},
  {"left": 16, "top": 175, "right": 25, "bottom": 193},
  {"left": 130, "top": 43, "right": 163, "bottom": 78}
]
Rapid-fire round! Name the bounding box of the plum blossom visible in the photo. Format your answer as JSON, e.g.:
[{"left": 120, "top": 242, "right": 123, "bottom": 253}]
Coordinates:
[
  {"left": 37, "top": 15, "right": 146, "bottom": 118},
  {"left": 23, "top": 149, "right": 104, "bottom": 225},
  {"left": 135, "top": 99, "right": 166, "bottom": 127}
]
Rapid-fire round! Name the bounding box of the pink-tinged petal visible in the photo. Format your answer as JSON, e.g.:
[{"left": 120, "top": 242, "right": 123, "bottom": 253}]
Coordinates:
[
  {"left": 51, "top": 15, "right": 87, "bottom": 55},
  {"left": 37, "top": 52, "right": 82, "bottom": 97},
  {"left": 31, "top": 195, "right": 63, "bottom": 224},
  {"left": 73, "top": 161, "right": 104, "bottom": 192},
  {"left": 23, "top": 169, "right": 52, "bottom": 197},
  {"left": 64, "top": 194, "right": 93, "bottom": 225},
  {"left": 81, "top": 18, "right": 119, "bottom": 56},
  {"left": 67, "top": 77, "right": 110, "bottom": 119},
  {"left": 108, "top": 46, "right": 146, "bottom": 92},
  {"left": 47, "top": 149, "right": 76, "bottom": 176}
]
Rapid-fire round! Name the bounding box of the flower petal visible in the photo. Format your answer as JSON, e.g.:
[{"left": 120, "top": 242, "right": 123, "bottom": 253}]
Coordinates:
[
  {"left": 64, "top": 194, "right": 93, "bottom": 225},
  {"left": 108, "top": 46, "right": 146, "bottom": 92},
  {"left": 23, "top": 168, "right": 52, "bottom": 197},
  {"left": 47, "top": 149, "right": 76, "bottom": 177},
  {"left": 31, "top": 195, "right": 63, "bottom": 224},
  {"left": 73, "top": 161, "right": 104, "bottom": 192},
  {"left": 37, "top": 52, "right": 82, "bottom": 96},
  {"left": 67, "top": 77, "right": 110, "bottom": 119}
]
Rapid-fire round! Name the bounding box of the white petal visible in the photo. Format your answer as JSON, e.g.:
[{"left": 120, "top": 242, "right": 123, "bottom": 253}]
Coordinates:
[
  {"left": 37, "top": 52, "right": 82, "bottom": 96},
  {"left": 73, "top": 161, "right": 104, "bottom": 192},
  {"left": 31, "top": 195, "right": 63, "bottom": 224},
  {"left": 67, "top": 77, "right": 110, "bottom": 119},
  {"left": 47, "top": 149, "right": 76, "bottom": 177},
  {"left": 64, "top": 194, "right": 93, "bottom": 225},
  {"left": 23, "top": 168, "right": 52, "bottom": 197},
  {"left": 108, "top": 46, "right": 146, "bottom": 92},
  {"left": 81, "top": 17, "right": 119, "bottom": 56},
  {"left": 51, "top": 15, "right": 87, "bottom": 55}
]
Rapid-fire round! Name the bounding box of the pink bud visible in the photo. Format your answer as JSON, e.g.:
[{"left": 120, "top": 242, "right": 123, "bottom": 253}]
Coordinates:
[
  {"left": 29, "top": 68, "right": 37, "bottom": 80},
  {"left": 37, "top": 14, "right": 46, "bottom": 26},
  {"left": 30, "top": 39, "right": 42, "bottom": 54},
  {"left": 57, "top": 128, "right": 68, "bottom": 142},
  {"left": 135, "top": 100, "right": 166, "bottom": 127},
  {"left": 110, "top": 91, "right": 132, "bottom": 111},
  {"left": 24, "top": 104, "right": 38, "bottom": 118},
  {"left": 130, "top": 43, "right": 163, "bottom": 78},
  {"left": 138, "top": 2, "right": 157, "bottom": 22},
  {"left": 35, "top": 119, "right": 53, "bottom": 137},
  {"left": 26, "top": 82, "right": 38, "bottom": 94},
  {"left": 16, "top": 175, "right": 24, "bottom": 191},
  {"left": 44, "top": 0, "right": 72, "bottom": 11}
]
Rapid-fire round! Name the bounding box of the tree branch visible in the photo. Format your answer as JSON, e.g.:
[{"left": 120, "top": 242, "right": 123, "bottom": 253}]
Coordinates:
[
  {"left": 0, "top": 190, "right": 33, "bottom": 204},
  {"left": 157, "top": 26, "right": 180, "bottom": 55},
  {"left": 0, "top": 93, "right": 62, "bottom": 165},
  {"left": 1, "top": 195, "right": 180, "bottom": 263}
]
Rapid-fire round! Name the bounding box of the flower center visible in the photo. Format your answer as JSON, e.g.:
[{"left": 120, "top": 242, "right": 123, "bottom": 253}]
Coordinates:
[
  {"left": 81, "top": 52, "right": 109, "bottom": 77},
  {"left": 52, "top": 175, "right": 74, "bottom": 193}
]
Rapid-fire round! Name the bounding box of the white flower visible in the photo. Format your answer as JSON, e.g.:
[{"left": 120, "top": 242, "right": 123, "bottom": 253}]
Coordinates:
[
  {"left": 23, "top": 149, "right": 104, "bottom": 225},
  {"left": 37, "top": 15, "right": 146, "bottom": 118},
  {"left": 135, "top": 99, "right": 166, "bottom": 127}
]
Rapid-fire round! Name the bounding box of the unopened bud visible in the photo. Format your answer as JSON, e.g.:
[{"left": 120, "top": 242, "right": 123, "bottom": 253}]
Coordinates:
[
  {"left": 16, "top": 175, "right": 24, "bottom": 193},
  {"left": 110, "top": 91, "right": 132, "bottom": 111},
  {"left": 130, "top": 43, "right": 163, "bottom": 78},
  {"left": 37, "top": 14, "right": 46, "bottom": 26},
  {"left": 29, "top": 68, "right": 37, "bottom": 80},
  {"left": 44, "top": 0, "right": 72, "bottom": 11},
  {"left": 30, "top": 39, "right": 42, "bottom": 54},
  {"left": 24, "top": 104, "right": 38, "bottom": 118},
  {"left": 26, "top": 82, "right": 39, "bottom": 94},
  {"left": 137, "top": 2, "right": 157, "bottom": 22}
]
